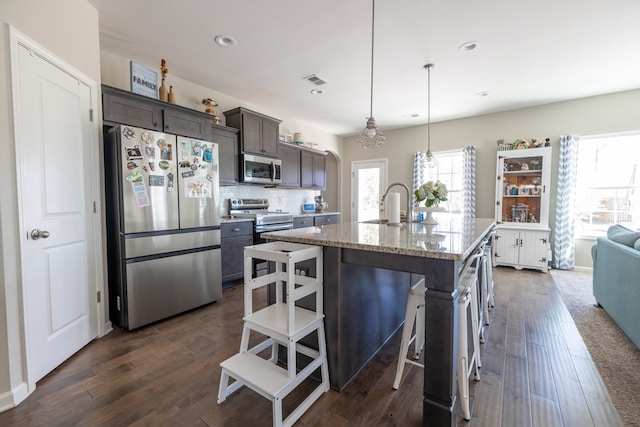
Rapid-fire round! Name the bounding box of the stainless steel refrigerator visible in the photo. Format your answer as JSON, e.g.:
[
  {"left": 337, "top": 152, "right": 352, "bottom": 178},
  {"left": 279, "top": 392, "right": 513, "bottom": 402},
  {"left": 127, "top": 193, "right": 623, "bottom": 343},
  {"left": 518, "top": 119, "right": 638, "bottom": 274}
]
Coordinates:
[{"left": 104, "top": 125, "right": 222, "bottom": 329}]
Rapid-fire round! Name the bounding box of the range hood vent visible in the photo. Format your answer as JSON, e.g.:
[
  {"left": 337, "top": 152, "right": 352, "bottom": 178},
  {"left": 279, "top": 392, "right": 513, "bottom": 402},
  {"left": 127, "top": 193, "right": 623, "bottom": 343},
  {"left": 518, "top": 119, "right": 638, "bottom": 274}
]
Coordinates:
[{"left": 303, "top": 74, "right": 328, "bottom": 86}]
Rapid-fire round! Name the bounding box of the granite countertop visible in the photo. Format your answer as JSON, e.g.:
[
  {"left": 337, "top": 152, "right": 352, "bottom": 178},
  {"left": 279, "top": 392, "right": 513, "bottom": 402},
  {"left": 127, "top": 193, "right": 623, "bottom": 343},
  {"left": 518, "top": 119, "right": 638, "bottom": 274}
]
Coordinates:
[{"left": 261, "top": 214, "right": 495, "bottom": 260}]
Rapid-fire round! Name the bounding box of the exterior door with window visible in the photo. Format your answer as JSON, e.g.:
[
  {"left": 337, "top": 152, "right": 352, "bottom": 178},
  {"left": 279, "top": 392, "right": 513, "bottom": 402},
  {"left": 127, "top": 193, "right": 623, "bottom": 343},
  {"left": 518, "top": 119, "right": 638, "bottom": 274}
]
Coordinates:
[{"left": 351, "top": 159, "right": 387, "bottom": 222}]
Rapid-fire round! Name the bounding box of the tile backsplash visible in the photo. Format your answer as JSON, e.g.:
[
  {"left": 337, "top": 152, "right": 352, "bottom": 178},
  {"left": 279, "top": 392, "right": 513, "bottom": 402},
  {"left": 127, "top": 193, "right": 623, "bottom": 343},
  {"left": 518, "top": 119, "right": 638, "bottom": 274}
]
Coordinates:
[{"left": 220, "top": 185, "right": 321, "bottom": 215}]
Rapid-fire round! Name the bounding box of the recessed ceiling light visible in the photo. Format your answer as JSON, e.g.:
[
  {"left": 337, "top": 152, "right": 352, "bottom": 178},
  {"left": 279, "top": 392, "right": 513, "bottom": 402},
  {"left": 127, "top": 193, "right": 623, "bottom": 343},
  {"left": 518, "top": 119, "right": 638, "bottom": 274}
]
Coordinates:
[
  {"left": 459, "top": 41, "right": 479, "bottom": 52},
  {"left": 310, "top": 88, "right": 324, "bottom": 95},
  {"left": 477, "top": 91, "right": 489, "bottom": 97},
  {"left": 402, "top": 113, "right": 420, "bottom": 118},
  {"left": 215, "top": 35, "right": 237, "bottom": 47}
]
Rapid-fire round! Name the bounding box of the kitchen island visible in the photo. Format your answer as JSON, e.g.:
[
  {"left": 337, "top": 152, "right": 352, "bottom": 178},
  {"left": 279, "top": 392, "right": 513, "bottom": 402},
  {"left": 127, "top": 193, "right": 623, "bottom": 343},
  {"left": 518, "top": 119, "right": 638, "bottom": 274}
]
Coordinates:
[{"left": 262, "top": 215, "right": 495, "bottom": 427}]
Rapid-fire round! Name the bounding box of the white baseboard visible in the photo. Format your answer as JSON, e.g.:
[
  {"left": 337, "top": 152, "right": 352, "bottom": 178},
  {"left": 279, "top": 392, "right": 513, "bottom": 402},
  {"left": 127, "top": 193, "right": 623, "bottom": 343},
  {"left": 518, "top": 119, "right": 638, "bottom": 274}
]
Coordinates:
[{"left": 0, "top": 382, "right": 29, "bottom": 414}]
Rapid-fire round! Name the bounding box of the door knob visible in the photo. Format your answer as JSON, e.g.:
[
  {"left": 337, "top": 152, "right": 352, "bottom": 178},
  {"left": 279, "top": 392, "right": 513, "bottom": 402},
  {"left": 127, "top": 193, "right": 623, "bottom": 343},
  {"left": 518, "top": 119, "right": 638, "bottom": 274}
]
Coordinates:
[{"left": 30, "top": 229, "right": 50, "bottom": 240}]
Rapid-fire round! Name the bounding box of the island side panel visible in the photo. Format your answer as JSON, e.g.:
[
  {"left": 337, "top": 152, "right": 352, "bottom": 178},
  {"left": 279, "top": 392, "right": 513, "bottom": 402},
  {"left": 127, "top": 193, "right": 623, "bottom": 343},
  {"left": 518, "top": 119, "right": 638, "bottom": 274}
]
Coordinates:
[
  {"left": 422, "top": 256, "right": 460, "bottom": 427},
  {"left": 323, "top": 247, "right": 411, "bottom": 390}
]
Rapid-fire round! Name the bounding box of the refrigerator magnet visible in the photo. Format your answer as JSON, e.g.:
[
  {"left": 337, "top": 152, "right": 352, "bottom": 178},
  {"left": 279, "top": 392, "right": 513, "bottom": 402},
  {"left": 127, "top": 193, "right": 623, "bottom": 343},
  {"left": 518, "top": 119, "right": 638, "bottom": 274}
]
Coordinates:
[
  {"left": 180, "top": 140, "right": 191, "bottom": 151},
  {"left": 190, "top": 164, "right": 198, "bottom": 171},
  {"left": 125, "top": 170, "right": 143, "bottom": 183},
  {"left": 122, "top": 127, "right": 136, "bottom": 139},
  {"left": 206, "top": 174, "right": 213, "bottom": 182},
  {"left": 203, "top": 147, "right": 213, "bottom": 163},
  {"left": 178, "top": 160, "right": 190, "bottom": 168},
  {"left": 142, "top": 165, "right": 148, "bottom": 173},
  {"left": 191, "top": 141, "right": 202, "bottom": 157},
  {"left": 126, "top": 146, "right": 143, "bottom": 160},
  {"left": 127, "top": 161, "right": 138, "bottom": 170},
  {"left": 145, "top": 146, "right": 155, "bottom": 158},
  {"left": 158, "top": 160, "right": 170, "bottom": 170},
  {"left": 149, "top": 175, "right": 165, "bottom": 187},
  {"left": 141, "top": 130, "right": 155, "bottom": 144},
  {"left": 149, "top": 161, "right": 156, "bottom": 171},
  {"left": 167, "top": 172, "right": 174, "bottom": 192},
  {"left": 182, "top": 170, "right": 195, "bottom": 178}
]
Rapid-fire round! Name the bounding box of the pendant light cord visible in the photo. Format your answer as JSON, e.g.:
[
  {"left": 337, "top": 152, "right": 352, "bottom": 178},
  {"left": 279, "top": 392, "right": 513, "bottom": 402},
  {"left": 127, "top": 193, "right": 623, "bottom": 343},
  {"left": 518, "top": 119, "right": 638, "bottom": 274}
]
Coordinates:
[
  {"left": 369, "top": 0, "right": 375, "bottom": 119},
  {"left": 427, "top": 63, "right": 431, "bottom": 153}
]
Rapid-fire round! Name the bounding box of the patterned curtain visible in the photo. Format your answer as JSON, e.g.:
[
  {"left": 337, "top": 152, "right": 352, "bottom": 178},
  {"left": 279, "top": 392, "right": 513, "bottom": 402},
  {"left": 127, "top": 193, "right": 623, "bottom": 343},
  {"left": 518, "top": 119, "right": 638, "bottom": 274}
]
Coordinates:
[
  {"left": 462, "top": 145, "right": 476, "bottom": 218},
  {"left": 412, "top": 152, "right": 427, "bottom": 204},
  {"left": 553, "top": 134, "right": 580, "bottom": 269}
]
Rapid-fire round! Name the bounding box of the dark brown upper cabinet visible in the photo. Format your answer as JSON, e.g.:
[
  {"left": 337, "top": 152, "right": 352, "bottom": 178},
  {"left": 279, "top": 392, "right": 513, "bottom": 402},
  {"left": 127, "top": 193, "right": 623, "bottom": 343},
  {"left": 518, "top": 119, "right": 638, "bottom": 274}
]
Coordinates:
[{"left": 223, "top": 107, "right": 281, "bottom": 158}]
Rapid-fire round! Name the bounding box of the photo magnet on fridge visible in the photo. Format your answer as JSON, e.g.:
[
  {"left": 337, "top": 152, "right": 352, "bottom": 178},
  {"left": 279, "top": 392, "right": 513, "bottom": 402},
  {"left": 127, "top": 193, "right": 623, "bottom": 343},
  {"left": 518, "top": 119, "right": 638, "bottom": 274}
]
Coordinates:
[
  {"left": 149, "top": 175, "right": 165, "bottom": 187},
  {"left": 126, "top": 146, "right": 143, "bottom": 160}
]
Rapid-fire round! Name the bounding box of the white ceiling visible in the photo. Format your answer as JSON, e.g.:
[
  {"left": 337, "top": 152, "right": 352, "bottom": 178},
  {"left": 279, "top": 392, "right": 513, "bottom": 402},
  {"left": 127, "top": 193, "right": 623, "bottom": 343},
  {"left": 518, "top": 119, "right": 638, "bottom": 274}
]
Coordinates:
[{"left": 89, "top": 0, "right": 640, "bottom": 137}]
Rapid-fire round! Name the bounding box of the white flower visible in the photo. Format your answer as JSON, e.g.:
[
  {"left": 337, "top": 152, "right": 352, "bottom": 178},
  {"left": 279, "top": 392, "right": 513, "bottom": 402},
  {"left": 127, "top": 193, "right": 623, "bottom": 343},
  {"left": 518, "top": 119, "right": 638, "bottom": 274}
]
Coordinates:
[{"left": 414, "top": 180, "right": 448, "bottom": 207}]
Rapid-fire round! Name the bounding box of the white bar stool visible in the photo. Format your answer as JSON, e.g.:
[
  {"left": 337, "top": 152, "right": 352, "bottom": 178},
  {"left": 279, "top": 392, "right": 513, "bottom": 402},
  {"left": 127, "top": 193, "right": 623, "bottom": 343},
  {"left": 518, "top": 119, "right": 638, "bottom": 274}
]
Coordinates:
[
  {"left": 392, "top": 245, "right": 484, "bottom": 422},
  {"left": 457, "top": 244, "right": 485, "bottom": 421},
  {"left": 482, "top": 230, "right": 496, "bottom": 326},
  {"left": 217, "top": 241, "right": 329, "bottom": 427}
]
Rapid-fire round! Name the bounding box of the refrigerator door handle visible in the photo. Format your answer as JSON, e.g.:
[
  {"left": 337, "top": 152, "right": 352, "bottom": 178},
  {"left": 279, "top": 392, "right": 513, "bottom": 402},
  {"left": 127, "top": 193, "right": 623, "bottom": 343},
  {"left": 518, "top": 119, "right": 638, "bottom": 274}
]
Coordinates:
[{"left": 271, "top": 161, "right": 276, "bottom": 182}]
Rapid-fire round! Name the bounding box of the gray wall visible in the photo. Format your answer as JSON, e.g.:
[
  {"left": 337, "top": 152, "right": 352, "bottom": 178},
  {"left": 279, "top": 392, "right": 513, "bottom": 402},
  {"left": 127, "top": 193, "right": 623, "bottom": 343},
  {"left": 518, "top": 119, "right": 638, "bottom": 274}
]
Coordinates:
[{"left": 342, "top": 89, "right": 640, "bottom": 269}]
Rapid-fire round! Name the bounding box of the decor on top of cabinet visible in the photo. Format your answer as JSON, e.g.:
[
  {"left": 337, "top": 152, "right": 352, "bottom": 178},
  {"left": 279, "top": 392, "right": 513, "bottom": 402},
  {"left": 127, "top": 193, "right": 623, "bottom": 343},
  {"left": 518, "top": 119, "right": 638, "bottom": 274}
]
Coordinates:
[
  {"left": 129, "top": 61, "right": 158, "bottom": 99},
  {"left": 498, "top": 137, "right": 550, "bottom": 151},
  {"left": 159, "top": 59, "right": 169, "bottom": 102},
  {"left": 168, "top": 85, "right": 176, "bottom": 104},
  {"left": 202, "top": 98, "right": 221, "bottom": 124}
]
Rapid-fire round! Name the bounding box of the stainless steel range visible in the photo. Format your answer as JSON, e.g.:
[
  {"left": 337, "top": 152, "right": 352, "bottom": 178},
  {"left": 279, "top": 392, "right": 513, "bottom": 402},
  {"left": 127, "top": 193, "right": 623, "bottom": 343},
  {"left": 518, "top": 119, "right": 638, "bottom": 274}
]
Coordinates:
[
  {"left": 229, "top": 198, "right": 293, "bottom": 237},
  {"left": 229, "top": 198, "right": 293, "bottom": 276}
]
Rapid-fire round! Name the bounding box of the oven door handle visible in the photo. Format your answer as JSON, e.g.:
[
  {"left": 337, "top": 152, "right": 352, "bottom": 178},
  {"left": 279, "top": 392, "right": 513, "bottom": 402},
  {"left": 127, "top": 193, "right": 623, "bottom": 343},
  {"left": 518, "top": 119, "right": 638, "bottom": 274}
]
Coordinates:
[{"left": 256, "top": 223, "right": 294, "bottom": 232}]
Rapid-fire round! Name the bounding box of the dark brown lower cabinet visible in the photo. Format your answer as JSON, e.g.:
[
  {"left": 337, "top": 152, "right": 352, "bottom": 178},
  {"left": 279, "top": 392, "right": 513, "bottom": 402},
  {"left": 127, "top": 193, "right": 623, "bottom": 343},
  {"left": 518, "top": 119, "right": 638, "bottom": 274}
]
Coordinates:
[{"left": 221, "top": 221, "right": 253, "bottom": 284}]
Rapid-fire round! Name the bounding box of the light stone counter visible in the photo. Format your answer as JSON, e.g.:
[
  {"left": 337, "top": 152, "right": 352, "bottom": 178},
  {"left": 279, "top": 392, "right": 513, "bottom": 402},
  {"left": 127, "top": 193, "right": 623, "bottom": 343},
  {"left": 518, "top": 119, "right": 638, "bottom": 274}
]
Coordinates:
[
  {"left": 261, "top": 214, "right": 496, "bottom": 426},
  {"left": 262, "top": 214, "right": 495, "bottom": 261}
]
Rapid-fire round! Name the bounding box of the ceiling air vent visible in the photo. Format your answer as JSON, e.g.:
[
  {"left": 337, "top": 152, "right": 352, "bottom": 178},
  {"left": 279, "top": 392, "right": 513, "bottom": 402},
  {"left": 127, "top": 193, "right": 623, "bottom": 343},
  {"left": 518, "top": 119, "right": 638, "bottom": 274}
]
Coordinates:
[{"left": 303, "top": 74, "right": 328, "bottom": 86}]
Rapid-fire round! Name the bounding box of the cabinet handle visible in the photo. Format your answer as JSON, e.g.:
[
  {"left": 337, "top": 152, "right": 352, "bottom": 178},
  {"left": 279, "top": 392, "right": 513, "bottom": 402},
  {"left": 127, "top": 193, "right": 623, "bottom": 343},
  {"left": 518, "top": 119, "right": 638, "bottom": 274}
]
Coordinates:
[
  {"left": 520, "top": 238, "right": 523, "bottom": 246},
  {"left": 232, "top": 228, "right": 240, "bottom": 232}
]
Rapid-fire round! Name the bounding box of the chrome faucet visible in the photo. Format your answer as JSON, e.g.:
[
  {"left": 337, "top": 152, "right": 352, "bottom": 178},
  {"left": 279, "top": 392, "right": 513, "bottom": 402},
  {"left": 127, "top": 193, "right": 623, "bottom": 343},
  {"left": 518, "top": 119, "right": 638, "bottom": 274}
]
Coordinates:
[{"left": 380, "top": 182, "right": 412, "bottom": 223}]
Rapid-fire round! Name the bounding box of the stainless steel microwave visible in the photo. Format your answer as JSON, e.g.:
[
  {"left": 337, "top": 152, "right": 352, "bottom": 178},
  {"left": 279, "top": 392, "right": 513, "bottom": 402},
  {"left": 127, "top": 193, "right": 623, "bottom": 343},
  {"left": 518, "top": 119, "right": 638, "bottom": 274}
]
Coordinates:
[{"left": 241, "top": 153, "right": 282, "bottom": 184}]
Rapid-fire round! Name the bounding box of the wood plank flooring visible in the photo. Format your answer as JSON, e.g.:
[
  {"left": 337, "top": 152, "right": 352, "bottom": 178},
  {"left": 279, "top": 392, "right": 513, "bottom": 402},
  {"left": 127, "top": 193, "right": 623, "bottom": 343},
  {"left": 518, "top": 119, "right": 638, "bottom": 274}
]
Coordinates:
[{"left": 0, "top": 267, "right": 623, "bottom": 426}]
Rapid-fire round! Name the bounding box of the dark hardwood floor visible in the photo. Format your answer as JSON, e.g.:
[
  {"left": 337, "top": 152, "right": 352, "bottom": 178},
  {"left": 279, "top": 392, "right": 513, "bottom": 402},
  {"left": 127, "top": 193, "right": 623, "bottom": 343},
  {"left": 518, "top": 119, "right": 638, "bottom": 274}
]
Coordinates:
[{"left": 0, "top": 267, "right": 622, "bottom": 426}]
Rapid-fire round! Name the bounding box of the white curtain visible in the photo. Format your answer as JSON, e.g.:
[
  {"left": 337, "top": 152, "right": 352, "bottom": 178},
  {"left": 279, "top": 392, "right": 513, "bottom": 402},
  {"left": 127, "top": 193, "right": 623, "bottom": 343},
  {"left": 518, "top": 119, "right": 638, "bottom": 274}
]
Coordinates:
[{"left": 553, "top": 135, "right": 580, "bottom": 269}]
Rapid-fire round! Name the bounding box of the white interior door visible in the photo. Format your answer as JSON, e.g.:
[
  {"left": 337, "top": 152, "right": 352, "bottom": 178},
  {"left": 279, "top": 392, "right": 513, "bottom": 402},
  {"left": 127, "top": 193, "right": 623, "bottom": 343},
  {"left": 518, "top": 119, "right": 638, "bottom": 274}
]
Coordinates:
[
  {"left": 13, "top": 40, "right": 98, "bottom": 383},
  {"left": 351, "top": 159, "right": 388, "bottom": 222}
]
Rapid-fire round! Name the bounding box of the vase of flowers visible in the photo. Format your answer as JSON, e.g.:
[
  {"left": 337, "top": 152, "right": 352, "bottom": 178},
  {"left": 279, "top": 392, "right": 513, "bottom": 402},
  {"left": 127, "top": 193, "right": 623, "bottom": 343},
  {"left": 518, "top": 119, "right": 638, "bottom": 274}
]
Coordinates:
[{"left": 414, "top": 180, "right": 447, "bottom": 224}]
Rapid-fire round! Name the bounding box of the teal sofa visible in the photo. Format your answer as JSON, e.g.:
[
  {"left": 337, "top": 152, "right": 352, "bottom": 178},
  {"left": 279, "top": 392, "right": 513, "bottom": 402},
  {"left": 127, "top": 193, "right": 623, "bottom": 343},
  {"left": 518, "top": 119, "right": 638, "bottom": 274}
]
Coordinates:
[{"left": 591, "top": 224, "right": 640, "bottom": 349}]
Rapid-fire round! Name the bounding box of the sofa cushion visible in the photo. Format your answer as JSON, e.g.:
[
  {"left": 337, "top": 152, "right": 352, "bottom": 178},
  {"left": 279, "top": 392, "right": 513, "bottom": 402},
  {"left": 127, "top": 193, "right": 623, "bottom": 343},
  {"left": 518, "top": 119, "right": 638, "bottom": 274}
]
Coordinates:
[
  {"left": 607, "top": 224, "right": 640, "bottom": 247},
  {"left": 635, "top": 239, "right": 640, "bottom": 251}
]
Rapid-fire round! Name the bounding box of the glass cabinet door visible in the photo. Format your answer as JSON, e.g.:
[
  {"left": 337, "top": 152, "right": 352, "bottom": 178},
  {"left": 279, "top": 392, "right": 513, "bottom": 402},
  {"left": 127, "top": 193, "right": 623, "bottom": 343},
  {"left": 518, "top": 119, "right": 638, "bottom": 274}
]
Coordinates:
[{"left": 496, "top": 147, "right": 551, "bottom": 227}]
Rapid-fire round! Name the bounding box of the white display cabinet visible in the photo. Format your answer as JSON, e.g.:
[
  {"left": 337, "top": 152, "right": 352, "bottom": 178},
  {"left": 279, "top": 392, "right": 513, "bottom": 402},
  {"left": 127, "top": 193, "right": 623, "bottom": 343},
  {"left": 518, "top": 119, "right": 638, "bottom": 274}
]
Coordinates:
[{"left": 494, "top": 146, "right": 552, "bottom": 273}]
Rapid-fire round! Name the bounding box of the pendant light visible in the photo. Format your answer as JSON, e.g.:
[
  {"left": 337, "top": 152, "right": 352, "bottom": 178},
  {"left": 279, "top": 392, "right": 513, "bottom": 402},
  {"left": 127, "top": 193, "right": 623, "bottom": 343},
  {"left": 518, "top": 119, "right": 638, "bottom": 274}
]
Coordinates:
[
  {"left": 358, "top": 0, "right": 385, "bottom": 148},
  {"left": 423, "top": 63, "right": 438, "bottom": 173}
]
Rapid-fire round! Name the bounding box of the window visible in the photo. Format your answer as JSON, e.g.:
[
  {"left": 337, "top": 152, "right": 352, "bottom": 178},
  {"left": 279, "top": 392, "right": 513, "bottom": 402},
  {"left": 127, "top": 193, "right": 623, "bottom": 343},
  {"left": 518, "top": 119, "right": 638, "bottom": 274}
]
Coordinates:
[
  {"left": 421, "top": 150, "right": 464, "bottom": 213},
  {"left": 575, "top": 133, "right": 640, "bottom": 236}
]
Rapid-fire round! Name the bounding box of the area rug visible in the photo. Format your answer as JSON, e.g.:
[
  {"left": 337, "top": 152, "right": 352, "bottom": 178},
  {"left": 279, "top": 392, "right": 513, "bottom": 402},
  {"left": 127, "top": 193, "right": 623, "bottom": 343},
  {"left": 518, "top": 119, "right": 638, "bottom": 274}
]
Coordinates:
[{"left": 551, "top": 269, "right": 640, "bottom": 427}]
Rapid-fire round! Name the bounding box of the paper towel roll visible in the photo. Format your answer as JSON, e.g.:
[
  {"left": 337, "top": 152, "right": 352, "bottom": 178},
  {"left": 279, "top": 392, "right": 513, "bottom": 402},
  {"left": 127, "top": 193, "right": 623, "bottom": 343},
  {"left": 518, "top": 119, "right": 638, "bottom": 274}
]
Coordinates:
[{"left": 388, "top": 192, "right": 401, "bottom": 225}]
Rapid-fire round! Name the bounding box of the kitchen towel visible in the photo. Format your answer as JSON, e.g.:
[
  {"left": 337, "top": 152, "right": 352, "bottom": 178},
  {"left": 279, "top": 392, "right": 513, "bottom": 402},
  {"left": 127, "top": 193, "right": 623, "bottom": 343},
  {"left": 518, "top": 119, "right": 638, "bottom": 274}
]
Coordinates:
[{"left": 388, "top": 192, "right": 401, "bottom": 225}]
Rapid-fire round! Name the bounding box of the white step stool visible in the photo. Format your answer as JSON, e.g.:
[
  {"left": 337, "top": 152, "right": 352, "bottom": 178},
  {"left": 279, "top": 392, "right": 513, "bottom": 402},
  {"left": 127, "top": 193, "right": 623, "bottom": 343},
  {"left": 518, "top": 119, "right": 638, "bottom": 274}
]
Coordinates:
[{"left": 218, "top": 241, "right": 329, "bottom": 427}]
